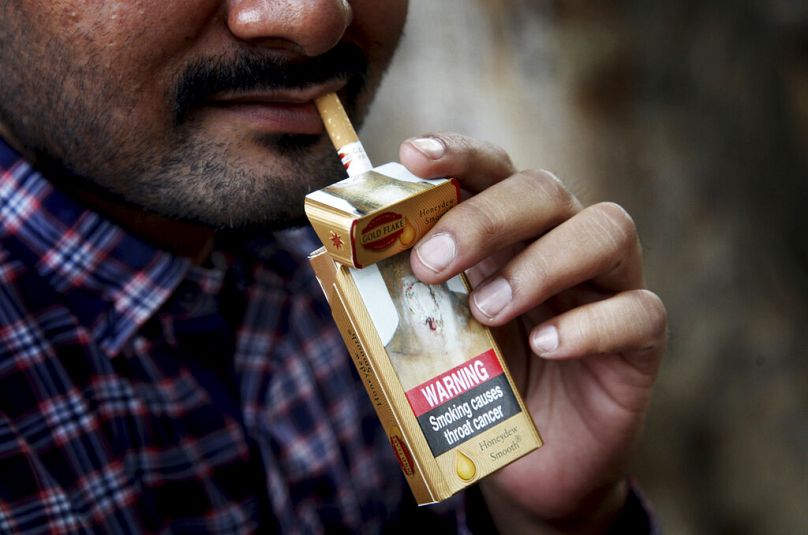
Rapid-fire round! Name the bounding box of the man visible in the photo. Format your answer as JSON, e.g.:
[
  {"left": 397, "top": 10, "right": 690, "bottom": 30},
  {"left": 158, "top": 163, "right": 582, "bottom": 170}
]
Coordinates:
[{"left": 0, "top": 1, "right": 666, "bottom": 533}]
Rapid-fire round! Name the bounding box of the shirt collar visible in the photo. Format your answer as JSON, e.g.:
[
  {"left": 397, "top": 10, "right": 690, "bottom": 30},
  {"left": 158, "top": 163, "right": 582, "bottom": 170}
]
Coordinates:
[{"left": 0, "top": 138, "right": 191, "bottom": 356}]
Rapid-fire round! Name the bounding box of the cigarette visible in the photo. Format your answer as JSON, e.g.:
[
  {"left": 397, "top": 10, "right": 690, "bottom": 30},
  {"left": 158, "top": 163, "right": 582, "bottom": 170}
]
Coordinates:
[{"left": 315, "top": 92, "right": 373, "bottom": 177}]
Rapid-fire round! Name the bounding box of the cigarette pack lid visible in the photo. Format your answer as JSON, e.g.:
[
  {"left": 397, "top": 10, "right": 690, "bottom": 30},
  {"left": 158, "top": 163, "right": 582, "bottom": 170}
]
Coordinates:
[{"left": 305, "top": 162, "right": 460, "bottom": 268}]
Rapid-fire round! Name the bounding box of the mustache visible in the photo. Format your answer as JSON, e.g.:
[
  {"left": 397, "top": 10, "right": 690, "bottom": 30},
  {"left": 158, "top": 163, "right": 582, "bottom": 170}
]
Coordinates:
[{"left": 173, "top": 43, "right": 368, "bottom": 124}]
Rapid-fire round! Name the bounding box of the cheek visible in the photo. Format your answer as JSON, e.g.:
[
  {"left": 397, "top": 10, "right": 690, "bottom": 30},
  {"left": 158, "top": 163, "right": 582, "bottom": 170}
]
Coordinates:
[
  {"left": 37, "top": 2, "right": 221, "bottom": 75},
  {"left": 39, "top": 2, "right": 223, "bottom": 117}
]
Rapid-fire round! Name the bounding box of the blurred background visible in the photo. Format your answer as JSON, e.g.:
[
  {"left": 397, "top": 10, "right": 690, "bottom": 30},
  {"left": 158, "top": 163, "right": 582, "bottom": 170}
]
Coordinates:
[{"left": 362, "top": 1, "right": 808, "bottom": 533}]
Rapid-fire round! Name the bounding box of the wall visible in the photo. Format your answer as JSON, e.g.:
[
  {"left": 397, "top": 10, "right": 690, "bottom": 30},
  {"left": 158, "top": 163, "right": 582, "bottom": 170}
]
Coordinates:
[{"left": 362, "top": 1, "right": 808, "bottom": 533}]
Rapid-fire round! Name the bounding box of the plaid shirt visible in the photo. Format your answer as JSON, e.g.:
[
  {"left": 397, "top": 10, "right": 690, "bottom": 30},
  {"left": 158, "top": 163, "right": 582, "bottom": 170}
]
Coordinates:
[{"left": 0, "top": 138, "right": 473, "bottom": 534}]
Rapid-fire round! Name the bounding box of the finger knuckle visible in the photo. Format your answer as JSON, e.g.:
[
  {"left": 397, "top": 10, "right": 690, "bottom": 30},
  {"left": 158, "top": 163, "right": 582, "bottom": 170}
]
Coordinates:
[
  {"left": 455, "top": 195, "right": 507, "bottom": 239},
  {"left": 487, "top": 142, "right": 514, "bottom": 170},
  {"left": 581, "top": 303, "right": 614, "bottom": 353},
  {"left": 456, "top": 136, "right": 475, "bottom": 155},
  {"left": 634, "top": 289, "right": 668, "bottom": 341},
  {"left": 520, "top": 169, "right": 574, "bottom": 211},
  {"left": 592, "top": 202, "right": 638, "bottom": 250}
]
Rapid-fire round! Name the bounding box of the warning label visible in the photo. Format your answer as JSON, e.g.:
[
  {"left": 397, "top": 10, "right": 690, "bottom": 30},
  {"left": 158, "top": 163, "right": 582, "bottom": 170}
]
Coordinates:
[{"left": 405, "top": 350, "right": 521, "bottom": 456}]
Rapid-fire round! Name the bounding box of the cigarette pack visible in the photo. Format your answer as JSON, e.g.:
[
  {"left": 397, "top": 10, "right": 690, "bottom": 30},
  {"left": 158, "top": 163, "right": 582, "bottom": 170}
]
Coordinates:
[
  {"left": 305, "top": 163, "right": 460, "bottom": 268},
  {"left": 309, "top": 248, "right": 543, "bottom": 504}
]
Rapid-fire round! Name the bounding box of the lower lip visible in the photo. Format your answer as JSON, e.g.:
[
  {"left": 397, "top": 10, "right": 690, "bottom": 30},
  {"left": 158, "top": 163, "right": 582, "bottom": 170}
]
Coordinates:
[{"left": 205, "top": 101, "right": 325, "bottom": 135}]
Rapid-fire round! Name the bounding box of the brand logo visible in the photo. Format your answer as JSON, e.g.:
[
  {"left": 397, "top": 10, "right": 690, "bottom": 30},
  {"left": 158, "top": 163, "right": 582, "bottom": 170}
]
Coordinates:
[
  {"left": 361, "top": 212, "right": 405, "bottom": 250},
  {"left": 390, "top": 434, "right": 415, "bottom": 476}
]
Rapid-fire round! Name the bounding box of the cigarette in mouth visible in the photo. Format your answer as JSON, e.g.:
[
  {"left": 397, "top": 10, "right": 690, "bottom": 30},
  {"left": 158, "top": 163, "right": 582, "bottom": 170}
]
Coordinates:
[{"left": 315, "top": 92, "right": 373, "bottom": 178}]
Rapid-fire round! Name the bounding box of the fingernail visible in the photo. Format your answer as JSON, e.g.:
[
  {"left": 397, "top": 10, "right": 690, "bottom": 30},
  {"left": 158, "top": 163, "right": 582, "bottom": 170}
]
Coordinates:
[
  {"left": 409, "top": 137, "right": 446, "bottom": 159},
  {"left": 472, "top": 277, "right": 512, "bottom": 319},
  {"left": 415, "top": 233, "right": 456, "bottom": 272},
  {"left": 532, "top": 325, "right": 559, "bottom": 354}
]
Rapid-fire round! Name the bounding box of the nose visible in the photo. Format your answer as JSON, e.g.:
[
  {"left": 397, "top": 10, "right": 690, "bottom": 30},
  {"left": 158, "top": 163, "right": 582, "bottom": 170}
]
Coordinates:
[{"left": 227, "top": 0, "right": 353, "bottom": 57}]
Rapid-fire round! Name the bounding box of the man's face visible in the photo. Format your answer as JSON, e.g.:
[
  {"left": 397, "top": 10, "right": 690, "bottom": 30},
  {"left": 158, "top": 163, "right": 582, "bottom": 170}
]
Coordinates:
[{"left": 0, "top": 1, "right": 408, "bottom": 228}]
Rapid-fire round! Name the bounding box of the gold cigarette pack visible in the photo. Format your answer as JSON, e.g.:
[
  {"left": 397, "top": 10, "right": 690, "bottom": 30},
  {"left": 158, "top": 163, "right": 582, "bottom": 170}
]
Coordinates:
[
  {"left": 305, "top": 163, "right": 460, "bottom": 268},
  {"left": 309, "top": 248, "right": 543, "bottom": 504}
]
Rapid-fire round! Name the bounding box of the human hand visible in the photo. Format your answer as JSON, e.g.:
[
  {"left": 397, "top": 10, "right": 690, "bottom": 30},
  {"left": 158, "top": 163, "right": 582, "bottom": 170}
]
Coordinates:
[{"left": 400, "top": 133, "right": 667, "bottom": 534}]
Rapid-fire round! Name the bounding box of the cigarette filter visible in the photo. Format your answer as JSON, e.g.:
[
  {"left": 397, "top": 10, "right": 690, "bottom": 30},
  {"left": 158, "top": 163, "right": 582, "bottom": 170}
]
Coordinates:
[
  {"left": 305, "top": 162, "right": 460, "bottom": 268},
  {"left": 309, "top": 248, "right": 542, "bottom": 504}
]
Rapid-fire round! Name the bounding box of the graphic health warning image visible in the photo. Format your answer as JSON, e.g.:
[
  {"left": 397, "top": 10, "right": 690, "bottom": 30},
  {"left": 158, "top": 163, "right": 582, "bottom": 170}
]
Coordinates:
[{"left": 351, "top": 254, "right": 522, "bottom": 456}]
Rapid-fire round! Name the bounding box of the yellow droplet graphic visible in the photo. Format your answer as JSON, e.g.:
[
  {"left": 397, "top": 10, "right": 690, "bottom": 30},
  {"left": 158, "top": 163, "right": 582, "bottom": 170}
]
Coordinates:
[
  {"left": 455, "top": 451, "right": 477, "bottom": 482},
  {"left": 399, "top": 219, "right": 416, "bottom": 246}
]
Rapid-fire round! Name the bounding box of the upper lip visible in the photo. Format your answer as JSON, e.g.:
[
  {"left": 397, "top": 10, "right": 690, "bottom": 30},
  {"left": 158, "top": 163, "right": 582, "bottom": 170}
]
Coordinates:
[{"left": 208, "top": 79, "right": 347, "bottom": 106}]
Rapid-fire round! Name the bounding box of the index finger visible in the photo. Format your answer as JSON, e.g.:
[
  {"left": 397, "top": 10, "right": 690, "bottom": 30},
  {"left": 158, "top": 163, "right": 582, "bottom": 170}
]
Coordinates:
[{"left": 399, "top": 132, "right": 516, "bottom": 192}]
